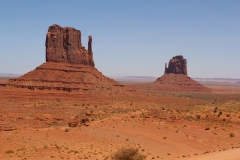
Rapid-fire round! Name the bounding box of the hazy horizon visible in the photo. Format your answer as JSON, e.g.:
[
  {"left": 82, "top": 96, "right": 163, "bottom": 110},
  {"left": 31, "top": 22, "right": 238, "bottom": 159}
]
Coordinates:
[
  {"left": 1, "top": 73, "right": 240, "bottom": 80},
  {"left": 1, "top": 1, "right": 239, "bottom": 78}
]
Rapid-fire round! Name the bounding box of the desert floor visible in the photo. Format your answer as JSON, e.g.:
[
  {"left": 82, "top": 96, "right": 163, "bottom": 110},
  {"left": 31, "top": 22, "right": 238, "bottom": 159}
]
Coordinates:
[{"left": 0, "top": 80, "right": 240, "bottom": 160}]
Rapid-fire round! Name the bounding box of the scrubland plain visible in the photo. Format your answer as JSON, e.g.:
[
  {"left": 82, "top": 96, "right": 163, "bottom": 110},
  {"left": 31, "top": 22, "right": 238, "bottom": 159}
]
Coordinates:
[{"left": 0, "top": 78, "right": 240, "bottom": 160}]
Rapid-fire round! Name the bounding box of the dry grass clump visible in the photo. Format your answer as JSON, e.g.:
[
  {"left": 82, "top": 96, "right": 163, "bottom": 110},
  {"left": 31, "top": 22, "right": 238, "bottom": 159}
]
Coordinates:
[
  {"left": 229, "top": 133, "right": 235, "bottom": 137},
  {"left": 112, "top": 147, "right": 146, "bottom": 160},
  {"left": 205, "top": 127, "right": 210, "bottom": 130},
  {"left": 5, "top": 150, "right": 14, "bottom": 154}
]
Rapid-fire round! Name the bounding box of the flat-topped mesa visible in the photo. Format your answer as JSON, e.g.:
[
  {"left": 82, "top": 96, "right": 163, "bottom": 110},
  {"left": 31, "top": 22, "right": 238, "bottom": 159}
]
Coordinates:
[
  {"left": 45, "top": 24, "right": 95, "bottom": 67},
  {"left": 164, "top": 55, "right": 187, "bottom": 75}
]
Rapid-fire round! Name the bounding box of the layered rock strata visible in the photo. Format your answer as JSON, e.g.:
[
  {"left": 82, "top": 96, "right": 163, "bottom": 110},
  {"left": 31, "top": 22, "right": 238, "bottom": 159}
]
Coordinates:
[{"left": 4, "top": 62, "right": 124, "bottom": 95}]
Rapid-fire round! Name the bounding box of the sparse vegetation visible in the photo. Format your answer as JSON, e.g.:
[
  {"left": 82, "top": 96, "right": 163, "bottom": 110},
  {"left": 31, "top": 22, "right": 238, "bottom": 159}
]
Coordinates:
[
  {"left": 1, "top": 76, "right": 240, "bottom": 159},
  {"left": 64, "top": 128, "right": 69, "bottom": 132},
  {"left": 229, "top": 133, "right": 235, "bottom": 137},
  {"left": 5, "top": 150, "right": 14, "bottom": 154},
  {"left": 196, "top": 114, "right": 201, "bottom": 119},
  {"left": 112, "top": 147, "right": 146, "bottom": 160},
  {"left": 205, "top": 127, "right": 210, "bottom": 130}
]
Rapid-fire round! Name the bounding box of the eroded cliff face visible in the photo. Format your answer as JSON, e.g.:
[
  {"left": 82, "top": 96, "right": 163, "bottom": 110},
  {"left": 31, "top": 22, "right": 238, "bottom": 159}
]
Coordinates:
[
  {"left": 164, "top": 55, "right": 187, "bottom": 75},
  {"left": 45, "top": 24, "right": 94, "bottom": 67}
]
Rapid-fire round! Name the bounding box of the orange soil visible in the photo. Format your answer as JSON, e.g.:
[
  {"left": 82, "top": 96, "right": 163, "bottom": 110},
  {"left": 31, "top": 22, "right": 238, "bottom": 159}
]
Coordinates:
[{"left": 0, "top": 85, "right": 240, "bottom": 160}]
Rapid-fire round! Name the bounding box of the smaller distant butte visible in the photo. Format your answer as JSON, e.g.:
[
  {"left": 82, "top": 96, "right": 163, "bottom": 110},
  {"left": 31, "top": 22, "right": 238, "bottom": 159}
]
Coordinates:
[
  {"left": 164, "top": 55, "right": 187, "bottom": 75},
  {"left": 155, "top": 55, "right": 211, "bottom": 92}
]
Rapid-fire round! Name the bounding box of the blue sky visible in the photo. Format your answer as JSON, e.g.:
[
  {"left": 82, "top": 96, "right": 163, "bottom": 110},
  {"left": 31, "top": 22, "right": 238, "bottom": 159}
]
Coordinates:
[{"left": 0, "top": 1, "right": 239, "bottom": 78}]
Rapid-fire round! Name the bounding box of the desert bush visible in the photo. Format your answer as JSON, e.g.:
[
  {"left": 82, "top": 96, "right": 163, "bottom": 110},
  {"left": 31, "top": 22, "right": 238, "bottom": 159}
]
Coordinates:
[
  {"left": 229, "top": 133, "right": 235, "bottom": 137},
  {"left": 217, "top": 111, "right": 223, "bottom": 117},
  {"left": 112, "top": 147, "right": 146, "bottom": 160},
  {"left": 64, "top": 128, "right": 69, "bottom": 132},
  {"left": 17, "top": 148, "right": 26, "bottom": 152},
  {"left": 5, "top": 150, "right": 14, "bottom": 154},
  {"left": 196, "top": 115, "right": 201, "bottom": 119},
  {"left": 205, "top": 127, "right": 210, "bottom": 130}
]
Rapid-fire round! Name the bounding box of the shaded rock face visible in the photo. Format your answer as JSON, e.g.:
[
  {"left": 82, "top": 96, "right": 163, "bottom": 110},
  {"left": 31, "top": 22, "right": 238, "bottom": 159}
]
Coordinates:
[
  {"left": 164, "top": 55, "right": 187, "bottom": 75},
  {"left": 46, "top": 24, "right": 94, "bottom": 67}
]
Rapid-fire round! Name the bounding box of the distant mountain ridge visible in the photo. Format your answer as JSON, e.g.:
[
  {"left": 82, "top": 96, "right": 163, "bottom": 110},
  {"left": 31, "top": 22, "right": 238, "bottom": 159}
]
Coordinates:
[
  {"left": 0, "top": 73, "right": 21, "bottom": 78},
  {"left": 112, "top": 76, "right": 240, "bottom": 84},
  {"left": 1, "top": 74, "right": 240, "bottom": 83}
]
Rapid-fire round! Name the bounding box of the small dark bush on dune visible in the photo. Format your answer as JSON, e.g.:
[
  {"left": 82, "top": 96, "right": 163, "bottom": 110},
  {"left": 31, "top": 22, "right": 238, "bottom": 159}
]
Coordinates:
[{"left": 112, "top": 147, "right": 146, "bottom": 160}]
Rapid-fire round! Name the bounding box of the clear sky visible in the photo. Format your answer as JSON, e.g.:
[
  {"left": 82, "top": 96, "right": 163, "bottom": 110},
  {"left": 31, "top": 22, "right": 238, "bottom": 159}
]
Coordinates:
[{"left": 0, "top": 1, "right": 239, "bottom": 78}]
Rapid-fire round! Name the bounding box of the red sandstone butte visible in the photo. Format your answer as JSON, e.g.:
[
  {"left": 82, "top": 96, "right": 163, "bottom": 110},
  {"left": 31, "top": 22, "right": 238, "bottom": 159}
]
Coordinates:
[
  {"left": 1, "top": 24, "right": 139, "bottom": 96},
  {"left": 46, "top": 24, "right": 94, "bottom": 66},
  {"left": 164, "top": 55, "right": 187, "bottom": 75},
  {"left": 154, "top": 55, "right": 211, "bottom": 92}
]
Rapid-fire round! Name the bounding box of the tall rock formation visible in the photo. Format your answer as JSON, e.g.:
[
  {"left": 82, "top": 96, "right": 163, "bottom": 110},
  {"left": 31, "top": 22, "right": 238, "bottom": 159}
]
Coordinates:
[
  {"left": 45, "top": 24, "right": 94, "bottom": 67},
  {"left": 164, "top": 55, "right": 187, "bottom": 75},
  {"left": 1, "top": 24, "right": 137, "bottom": 96}
]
